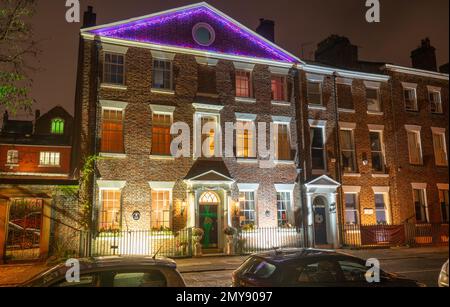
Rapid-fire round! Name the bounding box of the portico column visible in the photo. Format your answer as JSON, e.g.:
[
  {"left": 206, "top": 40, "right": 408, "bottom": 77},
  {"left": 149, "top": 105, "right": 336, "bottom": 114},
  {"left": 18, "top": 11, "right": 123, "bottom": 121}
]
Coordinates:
[
  {"left": 187, "top": 189, "right": 196, "bottom": 228},
  {"left": 306, "top": 193, "right": 314, "bottom": 247},
  {"left": 329, "top": 192, "right": 340, "bottom": 249},
  {"left": 226, "top": 191, "right": 232, "bottom": 227}
]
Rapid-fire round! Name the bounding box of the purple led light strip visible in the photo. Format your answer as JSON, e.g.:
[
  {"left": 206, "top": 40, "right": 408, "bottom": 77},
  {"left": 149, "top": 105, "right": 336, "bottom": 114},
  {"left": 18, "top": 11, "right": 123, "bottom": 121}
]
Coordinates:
[{"left": 91, "top": 7, "right": 297, "bottom": 63}]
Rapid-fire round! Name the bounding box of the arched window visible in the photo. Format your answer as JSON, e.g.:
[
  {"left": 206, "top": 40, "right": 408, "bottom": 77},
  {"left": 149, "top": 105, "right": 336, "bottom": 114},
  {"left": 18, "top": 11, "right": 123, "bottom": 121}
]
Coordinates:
[
  {"left": 199, "top": 191, "right": 220, "bottom": 205},
  {"left": 51, "top": 118, "right": 65, "bottom": 135}
]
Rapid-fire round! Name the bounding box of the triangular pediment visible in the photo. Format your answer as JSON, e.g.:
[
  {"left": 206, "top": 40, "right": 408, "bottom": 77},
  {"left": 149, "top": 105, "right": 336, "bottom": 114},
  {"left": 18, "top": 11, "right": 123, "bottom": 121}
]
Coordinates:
[
  {"left": 305, "top": 175, "right": 341, "bottom": 188},
  {"left": 185, "top": 159, "right": 234, "bottom": 182},
  {"left": 82, "top": 2, "right": 301, "bottom": 64},
  {"left": 189, "top": 170, "right": 234, "bottom": 182}
]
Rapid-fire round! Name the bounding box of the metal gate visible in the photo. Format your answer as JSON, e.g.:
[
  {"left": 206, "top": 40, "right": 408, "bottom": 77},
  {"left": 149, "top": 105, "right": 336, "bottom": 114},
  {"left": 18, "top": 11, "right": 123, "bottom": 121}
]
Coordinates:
[{"left": 5, "top": 199, "right": 43, "bottom": 262}]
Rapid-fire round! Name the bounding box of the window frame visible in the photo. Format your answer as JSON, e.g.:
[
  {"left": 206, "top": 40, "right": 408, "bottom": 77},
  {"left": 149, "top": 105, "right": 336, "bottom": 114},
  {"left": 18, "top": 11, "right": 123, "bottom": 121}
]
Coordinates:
[
  {"left": 337, "top": 81, "right": 354, "bottom": 111},
  {"left": 51, "top": 118, "right": 65, "bottom": 135},
  {"left": 438, "top": 189, "right": 449, "bottom": 223},
  {"left": 403, "top": 87, "right": 418, "bottom": 112},
  {"left": 39, "top": 152, "right": 61, "bottom": 167},
  {"left": 6, "top": 150, "right": 19, "bottom": 165},
  {"left": 274, "top": 122, "right": 292, "bottom": 162},
  {"left": 236, "top": 120, "right": 257, "bottom": 159},
  {"left": 101, "top": 107, "right": 125, "bottom": 154},
  {"left": 413, "top": 188, "right": 429, "bottom": 223},
  {"left": 239, "top": 191, "right": 257, "bottom": 226},
  {"left": 340, "top": 128, "right": 358, "bottom": 173},
  {"left": 276, "top": 191, "right": 292, "bottom": 227},
  {"left": 151, "top": 112, "right": 173, "bottom": 157},
  {"left": 429, "top": 89, "right": 443, "bottom": 114},
  {"left": 310, "top": 125, "right": 327, "bottom": 171},
  {"left": 150, "top": 189, "right": 173, "bottom": 230},
  {"left": 406, "top": 127, "right": 423, "bottom": 165},
  {"left": 344, "top": 192, "right": 360, "bottom": 226},
  {"left": 98, "top": 188, "right": 122, "bottom": 231},
  {"left": 235, "top": 69, "right": 253, "bottom": 98},
  {"left": 152, "top": 58, "right": 174, "bottom": 91},
  {"left": 369, "top": 130, "right": 386, "bottom": 174},
  {"left": 307, "top": 80, "right": 323, "bottom": 106},
  {"left": 432, "top": 129, "right": 448, "bottom": 167},
  {"left": 374, "top": 193, "right": 391, "bottom": 225},
  {"left": 271, "top": 74, "right": 288, "bottom": 102},
  {"left": 366, "top": 87, "right": 381, "bottom": 113},
  {"left": 103, "top": 52, "right": 126, "bottom": 86}
]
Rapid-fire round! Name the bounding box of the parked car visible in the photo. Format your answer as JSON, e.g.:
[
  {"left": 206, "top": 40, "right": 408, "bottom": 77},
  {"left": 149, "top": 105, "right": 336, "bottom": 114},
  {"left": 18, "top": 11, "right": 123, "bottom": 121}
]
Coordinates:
[
  {"left": 438, "top": 260, "right": 449, "bottom": 287},
  {"left": 232, "top": 249, "right": 425, "bottom": 287},
  {"left": 21, "top": 256, "right": 186, "bottom": 287}
]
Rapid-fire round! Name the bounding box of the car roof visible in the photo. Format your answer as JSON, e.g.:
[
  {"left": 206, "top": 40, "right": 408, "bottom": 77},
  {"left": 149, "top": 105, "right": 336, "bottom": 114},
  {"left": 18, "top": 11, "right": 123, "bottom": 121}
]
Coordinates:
[{"left": 252, "top": 248, "right": 359, "bottom": 265}]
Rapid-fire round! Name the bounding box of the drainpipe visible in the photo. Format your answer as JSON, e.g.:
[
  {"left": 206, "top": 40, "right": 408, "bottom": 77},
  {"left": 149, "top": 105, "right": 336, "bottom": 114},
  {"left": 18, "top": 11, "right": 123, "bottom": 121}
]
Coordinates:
[
  {"left": 332, "top": 72, "right": 344, "bottom": 248},
  {"left": 388, "top": 74, "right": 400, "bottom": 224}
]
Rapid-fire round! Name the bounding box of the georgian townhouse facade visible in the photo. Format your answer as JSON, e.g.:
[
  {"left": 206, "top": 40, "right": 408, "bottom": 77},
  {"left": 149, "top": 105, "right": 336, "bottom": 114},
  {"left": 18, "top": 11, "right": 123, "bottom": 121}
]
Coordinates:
[
  {"left": 0, "top": 106, "right": 76, "bottom": 263},
  {"left": 72, "top": 2, "right": 448, "bottom": 253},
  {"left": 74, "top": 3, "right": 302, "bottom": 252}
]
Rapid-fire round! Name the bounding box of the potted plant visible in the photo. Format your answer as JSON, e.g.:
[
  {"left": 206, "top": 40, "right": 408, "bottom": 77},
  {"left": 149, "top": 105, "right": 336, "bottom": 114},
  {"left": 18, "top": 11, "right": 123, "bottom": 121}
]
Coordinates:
[
  {"left": 224, "top": 227, "right": 237, "bottom": 255},
  {"left": 192, "top": 228, "right": 204, "bottom": 257}
]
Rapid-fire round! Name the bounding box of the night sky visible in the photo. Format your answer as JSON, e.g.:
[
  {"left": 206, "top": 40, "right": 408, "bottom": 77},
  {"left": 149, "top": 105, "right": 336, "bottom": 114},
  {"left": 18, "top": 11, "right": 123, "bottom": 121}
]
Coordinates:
[{"left": 12, "top": 0, "right": 450, "bottom": 118}]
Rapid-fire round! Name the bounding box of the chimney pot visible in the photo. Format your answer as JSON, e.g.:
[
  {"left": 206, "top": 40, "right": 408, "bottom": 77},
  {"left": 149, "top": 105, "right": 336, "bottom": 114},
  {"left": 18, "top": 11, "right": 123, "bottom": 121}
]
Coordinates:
[
  {"left": 411, "top": 38, "right": 437, "bottom": 72},
  {"left": 82, "top": 6, "right": 97, "bottom": 28}
]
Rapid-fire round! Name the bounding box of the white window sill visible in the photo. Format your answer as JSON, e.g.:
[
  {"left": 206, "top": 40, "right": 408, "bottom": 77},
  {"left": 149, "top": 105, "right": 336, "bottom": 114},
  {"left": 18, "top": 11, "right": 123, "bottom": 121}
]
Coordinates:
[
  {"left": 236, "top": 158, "right": 258, "bottom": 164},
  {"left": 367, "top": 111, "right": 384, "bottom": 116},
  {"left": 99, "top": 153, "right": 127, "bottom": 159},
  {"left": 5, "top": 164, "right": 19, "bottom": 167},
  {"left": 275, "top": 160, "right": 295, "bottom": 166},
  {"left": 151, "top": 88, "right": 175, "bottom": 95},
  {"left": 338, "top": 108, "right": 356, "bottom": 114},
  {"left": 150, "top": 155, "right": 175, "bottom": 161},
  {"left": 372, "top": 174, "right": 389, "bottom": 178},
  {"left": 271, "top": 100, "right": 290, "bottom": 106},
  {"left": 38, "top": 165, "right": 61, "bottom": 168},
  {"left": 308, "top": 105, "right": 326, "bottom": 111},
  {"left": 101, "top": 83, "right": 127, "bottom": 90},
  {"left": 343, "top": 173, "right": 361, "bottom": 177},
  {"left": 235, "top": 97, "right": 256, "bottom": 104}
]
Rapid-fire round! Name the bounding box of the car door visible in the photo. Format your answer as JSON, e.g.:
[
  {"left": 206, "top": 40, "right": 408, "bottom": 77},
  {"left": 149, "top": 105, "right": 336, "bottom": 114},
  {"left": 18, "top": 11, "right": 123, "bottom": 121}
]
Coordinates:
[{"left": 285, "top": 259, "right": 345, "bottom": 287}]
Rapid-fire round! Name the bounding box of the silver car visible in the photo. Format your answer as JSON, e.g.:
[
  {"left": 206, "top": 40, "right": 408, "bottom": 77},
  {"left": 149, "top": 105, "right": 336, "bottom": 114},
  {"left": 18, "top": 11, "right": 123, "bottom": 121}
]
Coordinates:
[{"left": 438, "top": 260, "right": 449, "bottom": 287}]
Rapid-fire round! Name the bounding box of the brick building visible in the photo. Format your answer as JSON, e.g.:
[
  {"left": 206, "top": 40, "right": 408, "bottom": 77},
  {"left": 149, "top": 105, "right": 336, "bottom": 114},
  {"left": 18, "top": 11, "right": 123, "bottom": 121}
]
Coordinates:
[
  {"left": 72, "top": 3, "right": 448, "bottom": 253},
  {"left": 0, "top": 106, "right": 77, "bottom": 262}
]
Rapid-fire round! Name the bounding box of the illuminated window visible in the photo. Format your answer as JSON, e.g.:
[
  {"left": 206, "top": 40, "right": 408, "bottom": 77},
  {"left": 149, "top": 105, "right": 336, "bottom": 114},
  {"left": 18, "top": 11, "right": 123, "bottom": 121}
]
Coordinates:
[
  {"left": 6, "top": 150, "right": 19, "bottom": 165},
  {"left": 366, "top": 88, "right": 381, "bottom": 112},
  {"left": 236, "top": 70, "right": 252, "bottom": 98},
  {"left": 51, "top": 119, "right": 65, "bottom": 134},
  {"left": 344, "top": 193, "right": 359, "bottom": 225},
  {"left": 39, "top": 152, "right": 60, "bottom": 166},
  {"left": 271, "top": 75, "right": 286, "bottom": 101},
  {"left": 101, "top": 109, "right": 124, "bottom": 154},
  {"left": 275, "top": 124, "right": 291, "bottom": 161},
  {"left": 432, "top": 130, "right": 448, "bottom": 166},
  {"left": 311, "top": 127, "right": 325, "bottom": 170},
  {"left": 277, "top": 192, "right": 291, "bottom": 227},
  {"left": 151, "top": 190, "right": 171, "bottom": 230},
  {"left": 103, "top": 53, "right": 125, "bottom": 85},
  {"left": 429, "top": 90, "right": 443, "bottom": 114},
  {"left": 340, "top": 129, "right": 357, "bottom": 173},
  {"left": 375, "top": 193, "right": 390, "bottom": 225},
  {"left": 152, "top": 59, "right": 172, "bottom": 90},
  {"left": 406, "top": 128, "right": 423, "bottom": 165},
  {"left": 307, "top": 81, "right": 322, "bottom": 105},
  {"left": 413, "top": 188, "right": 428, "bottom": 223},
  {"left": 404, "top": 88, "right": 418, "bottom": 111},
  {"left": 239, "top": 192, "right": 256, "bottom": 226},
  {"left": 201, "top": 116, "right": 217, "bottom": 157},
  {"left": 199, "top": 192, "right": 220, "bottom": 204},
  {"left": 152, "top": 114, "right": 172, "bottom": 156},
  {"left": 439, "top": 189, "right": 449, "bottom": 223},
  {"left": 236, "top": 121, "right": 256, "bottom": 159},
  {"left": 99, "top": 190, "right": 121, "bottom": 231}
]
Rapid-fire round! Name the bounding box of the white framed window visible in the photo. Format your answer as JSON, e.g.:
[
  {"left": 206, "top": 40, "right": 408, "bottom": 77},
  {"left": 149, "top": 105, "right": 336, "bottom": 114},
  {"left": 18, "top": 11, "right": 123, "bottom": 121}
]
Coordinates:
[
  {"left": 99, "top": 189, "right": 122, "bottom": 231},
  {"left": 239, "top": 191, "right": 256, "bottom": 226},
  {"left": 151, "top": 190, "right": 172, "bottom": 230},
  {"left": 432, "top": 128, "right": 448, "bottom": 166},
  {"left": 103, "top": 52, "right": 125, "bottom": 85},
  {"left": 271, "top": 75, "right": 287, "bottom": 102},
  {"left": 236, "top": 117, "right": 256, "bottom": 159},
  {"left": 337, "top": 79, "right": 354, "bottom": 110},
  {"left": 344, "top": 193, "right": 360, "bottom": 225},
  {"left": 152, "top": 59, "right": 173, "bottom": 91},
  {"left": 428, "top": 87, "right": 443, "bottom": 114},
  {"left": 369, "top": 129, "right": 386, "bottom": 173},
  {"left": 6, "top": 150, "right": 19, "bottom": 165},
  {"left": 39, "top": 152, "right": 60, "bottom": 167},
  {"left": 277, "top": 192, "right": 291, "bottom": 227},
  {"left": 340, "top": 124, "right": 357, "bottom": 173},
  {"left": 366, "top": 87, "right": 381, "bottom": 112},
  {"left": 193, "top": 106, "right": 222, "bottom": 159},
  {"left": 235, "top": 70, "right": 253, "bottom": 98},
  {"left": 310, "top": 125, "right": 326, "bottom": 171},
  {"left": 406, "top": 126, "right": 423, "bottom": 165},
  {"left": 273, "top": 117, "right": 292, "bottom": 162},
  {"left": 307, "top": 81, "right": 323, "bottom": 106},
  {"left": 403, "top": 86, "right": 418, "bottom": 112},
  {"left": 374, "top": 193, "right": 391, "bottom": 225},
  {"left": 413, "top": 187, "right": 428, "bottom": 223}
]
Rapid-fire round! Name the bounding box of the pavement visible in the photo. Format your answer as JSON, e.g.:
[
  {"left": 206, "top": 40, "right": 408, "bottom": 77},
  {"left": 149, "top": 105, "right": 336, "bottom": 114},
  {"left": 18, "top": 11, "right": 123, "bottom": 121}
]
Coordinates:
[{"left": 0, "top": 246, "right": 448, "bottom": 287}]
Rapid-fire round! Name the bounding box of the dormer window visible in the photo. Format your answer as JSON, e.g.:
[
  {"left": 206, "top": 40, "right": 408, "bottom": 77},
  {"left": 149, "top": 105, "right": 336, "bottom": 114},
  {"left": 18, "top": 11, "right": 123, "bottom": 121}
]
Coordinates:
[{"left": 51, "top": 118, "right": 65, "bottom": 135}]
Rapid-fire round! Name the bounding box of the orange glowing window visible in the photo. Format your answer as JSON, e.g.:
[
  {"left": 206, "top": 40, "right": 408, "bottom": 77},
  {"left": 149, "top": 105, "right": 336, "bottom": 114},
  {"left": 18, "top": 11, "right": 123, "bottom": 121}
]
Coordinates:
[
  {"left": 271, "top": 75, "right": 286, "bottom": 101},
  {"left": 101, "top": 109, "right": 124, "bottom": 154},
  {"left": 151, "top": 190, "right": 171, "bottom": 230},
  {"left": 152, "top": 114, "right": 172, "bottom": 156},
  {"left": 99, "top": 190, "right": 121, "bottom": 231}
]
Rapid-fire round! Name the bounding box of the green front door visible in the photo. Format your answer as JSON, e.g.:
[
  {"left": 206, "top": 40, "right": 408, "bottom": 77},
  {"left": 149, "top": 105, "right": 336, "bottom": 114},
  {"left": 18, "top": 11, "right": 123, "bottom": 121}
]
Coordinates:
[{"left": 199, "top": 205, "right": 219, "bottom": 249}]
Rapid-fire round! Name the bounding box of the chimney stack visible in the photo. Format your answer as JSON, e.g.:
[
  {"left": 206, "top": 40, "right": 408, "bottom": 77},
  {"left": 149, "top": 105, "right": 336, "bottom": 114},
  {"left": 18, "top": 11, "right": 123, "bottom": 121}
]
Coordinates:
[
  {"left": 315, "top": 35, "right": 359, "bottom": 69},
  {"left": 256, "top": 19, "right": 275, "bottom": 43},
  {"left": 411, "top": 38, "right": 437, "bottom": 72},
  {"left": 82, "top": 6, "right": 97, "bottom": 28}
]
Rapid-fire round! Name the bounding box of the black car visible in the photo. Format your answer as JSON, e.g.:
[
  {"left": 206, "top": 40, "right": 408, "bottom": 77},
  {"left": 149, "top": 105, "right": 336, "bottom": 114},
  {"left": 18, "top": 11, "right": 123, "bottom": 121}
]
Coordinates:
[
  {"left": 22, "top": 256, "right": 186, "bottom": 287},
  {"left": 232, "top": 248, "right": 425, "bottom": 287}
]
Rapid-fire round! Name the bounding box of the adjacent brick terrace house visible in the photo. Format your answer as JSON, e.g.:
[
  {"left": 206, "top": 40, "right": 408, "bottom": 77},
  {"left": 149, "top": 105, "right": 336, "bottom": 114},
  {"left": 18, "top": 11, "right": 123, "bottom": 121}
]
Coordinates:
[
  {"left": 0, "top": 106, "right": 77, "bottom": 262},
  {"left": 72, "top": 3, "right": 448, "bottom": 252}
]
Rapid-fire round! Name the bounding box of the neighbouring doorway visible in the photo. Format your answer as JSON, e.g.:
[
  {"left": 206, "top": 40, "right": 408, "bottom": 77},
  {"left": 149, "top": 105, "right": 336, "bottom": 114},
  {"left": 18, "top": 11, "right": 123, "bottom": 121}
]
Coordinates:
[{"left": 313, "top": 196, "right": 328, "bottom": 245}]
